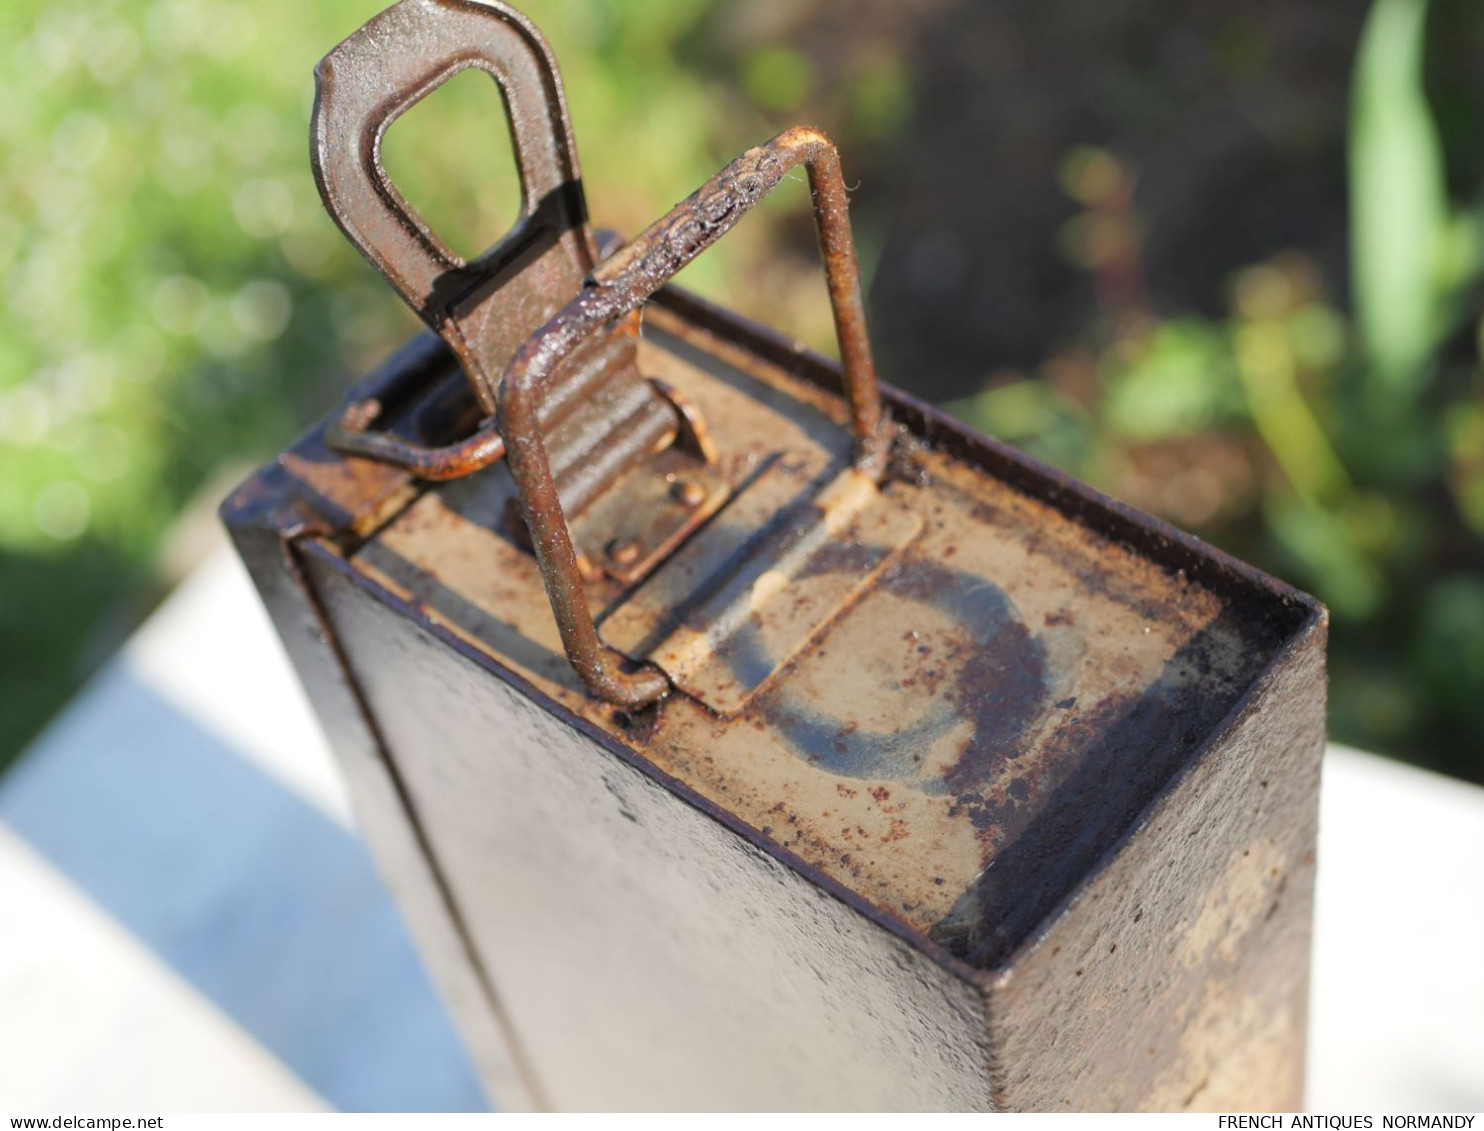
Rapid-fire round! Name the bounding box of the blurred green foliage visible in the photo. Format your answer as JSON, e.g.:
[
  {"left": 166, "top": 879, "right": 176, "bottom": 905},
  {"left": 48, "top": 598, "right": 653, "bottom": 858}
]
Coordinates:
[{"left": 949, "top": 0, "right": 1484, "bottom": 782}]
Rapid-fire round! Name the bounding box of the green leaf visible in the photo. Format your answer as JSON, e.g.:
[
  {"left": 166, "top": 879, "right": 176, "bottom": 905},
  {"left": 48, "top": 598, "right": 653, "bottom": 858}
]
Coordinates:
[
  {"left": 1349, "top": 0, "right": 1448, "bottom": 397},
  {"left": 1102, "top": 319, "right": 1238, "bottom": 441},
  {"left": 1266, "top": 493, "right": 1383, "bottom": 619},
  {"left": 943, "top": 381, "right": 1090, "bottom": 471}
]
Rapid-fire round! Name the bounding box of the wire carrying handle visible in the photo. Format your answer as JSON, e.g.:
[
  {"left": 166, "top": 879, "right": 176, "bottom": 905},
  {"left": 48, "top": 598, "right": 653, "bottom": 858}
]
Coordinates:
[
  {"left": 499, "top": 126, "right": 888, "bottom": 709},
  {"left": 309, "top": 3, "right": 887, "bottom": 709}
]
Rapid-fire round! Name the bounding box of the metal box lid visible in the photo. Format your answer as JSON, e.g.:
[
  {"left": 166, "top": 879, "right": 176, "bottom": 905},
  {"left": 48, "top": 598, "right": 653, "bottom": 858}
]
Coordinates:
[
  {"left": 256, "top": 286, "right": 1318, "bottom": 971},
  {"left": 225, "top": 0, "right": 1323, "bottom": 978}
]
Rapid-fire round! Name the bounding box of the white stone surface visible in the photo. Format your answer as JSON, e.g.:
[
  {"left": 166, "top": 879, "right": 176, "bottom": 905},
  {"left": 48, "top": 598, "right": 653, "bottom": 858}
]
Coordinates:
[
  {"left": 0, "top": 544, "right": 1480, "bottom": 1112},
  {"left": 1308, "top": 746, "right": 1484, "bottom": 1111},
  {"left": 0, "top": 826, "right": 327, "bottom": 1113},
  {"left": 0, "top": 550, "right": 488, "bottom": 1114},
  {"left": 124, "top": 550, "right": 355, "bottom": 831}
]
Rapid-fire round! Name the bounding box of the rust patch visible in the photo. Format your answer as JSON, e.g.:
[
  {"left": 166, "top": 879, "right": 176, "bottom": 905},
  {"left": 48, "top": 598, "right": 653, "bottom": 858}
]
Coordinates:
[{"left": 339, "top": 268, "right": 1306, "bottom": 963}]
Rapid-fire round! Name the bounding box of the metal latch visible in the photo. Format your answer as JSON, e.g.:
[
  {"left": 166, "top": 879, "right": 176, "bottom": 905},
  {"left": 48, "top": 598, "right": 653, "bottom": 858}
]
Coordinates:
[
  {"left": 311, "top": 0, "right": 901, "bottom": 711},
  {"left": 310, "top": 0, "right": 727, "bottom": 588}
]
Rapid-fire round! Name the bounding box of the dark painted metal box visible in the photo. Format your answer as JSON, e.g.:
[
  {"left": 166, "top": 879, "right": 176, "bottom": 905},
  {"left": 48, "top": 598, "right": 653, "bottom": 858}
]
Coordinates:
[
  {"left": 223, "top": 302, "right": 1325, "bottom": 1110},
  {"left": 223, "top": 0, "right": 1326, "bottom": 1112}
]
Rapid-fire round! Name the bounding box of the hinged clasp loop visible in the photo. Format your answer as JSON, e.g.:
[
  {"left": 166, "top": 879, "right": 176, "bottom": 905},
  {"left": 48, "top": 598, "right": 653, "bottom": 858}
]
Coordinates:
[{"left": 311, "top": 0, "right": 599, "bottom": 416}]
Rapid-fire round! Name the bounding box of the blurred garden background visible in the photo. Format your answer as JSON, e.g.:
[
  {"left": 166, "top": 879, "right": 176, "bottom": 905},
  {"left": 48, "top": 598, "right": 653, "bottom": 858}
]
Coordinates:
[{"left": 2, "top": 0, "right": 1482, "bottom": 784}]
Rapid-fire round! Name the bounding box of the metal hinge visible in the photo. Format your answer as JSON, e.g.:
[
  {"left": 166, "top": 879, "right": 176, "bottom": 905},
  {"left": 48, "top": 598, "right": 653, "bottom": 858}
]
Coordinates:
[{"left": 311, "top": 0, "right": 893, "bottom": 710}]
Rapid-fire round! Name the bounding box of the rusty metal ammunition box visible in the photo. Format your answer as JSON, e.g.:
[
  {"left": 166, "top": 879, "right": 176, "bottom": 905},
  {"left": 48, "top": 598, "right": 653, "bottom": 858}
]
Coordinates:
[{"left": 223, "top": 0, "right": 1326, "bottom": 1112}]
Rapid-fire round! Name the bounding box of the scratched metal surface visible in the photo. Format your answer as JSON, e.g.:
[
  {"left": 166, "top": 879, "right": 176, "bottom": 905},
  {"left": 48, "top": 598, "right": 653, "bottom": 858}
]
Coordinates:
[
  {"left": 303, "top": 543, "right": 998, "bottom": 1110},
  {"left": 348, "top": 306, "right": 1289, "bottom": 959}
]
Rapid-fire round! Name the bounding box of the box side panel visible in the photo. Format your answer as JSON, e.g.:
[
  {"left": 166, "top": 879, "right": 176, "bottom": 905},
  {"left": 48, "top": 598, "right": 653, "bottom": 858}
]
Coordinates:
[
  {"left": 224, "top": 518, "right": 539, "bottom": 1111},
  {"left": 986, "top": 618, "right": 1326, "bottom": 1112},
  {"left": 306, "top": 553, "right": 995, "bottom": 1112}
]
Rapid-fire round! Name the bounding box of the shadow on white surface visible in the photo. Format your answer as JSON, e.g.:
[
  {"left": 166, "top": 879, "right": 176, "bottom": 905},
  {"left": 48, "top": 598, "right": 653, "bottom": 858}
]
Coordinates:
[{"left": 0, "top": 658, "right": 487, "bottom": 1112}]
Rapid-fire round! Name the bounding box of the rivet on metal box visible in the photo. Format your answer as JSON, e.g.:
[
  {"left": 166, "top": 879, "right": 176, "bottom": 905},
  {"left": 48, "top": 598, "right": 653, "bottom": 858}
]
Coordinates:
[{"left": 222, "top": 0, "right": 1327, "bottom": 1112}]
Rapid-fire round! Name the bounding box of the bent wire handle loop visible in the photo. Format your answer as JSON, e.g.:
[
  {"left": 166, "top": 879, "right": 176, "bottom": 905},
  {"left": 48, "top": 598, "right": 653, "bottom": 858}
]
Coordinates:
[
  {"left": 311, "top": 0, "right": 595, "bottom": 414},
  {"left": 327, "top": 401, "right": 509, "bottom": 481},
  {"left": 499, "top": 126, "right": 887, "bottom": 709}
]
